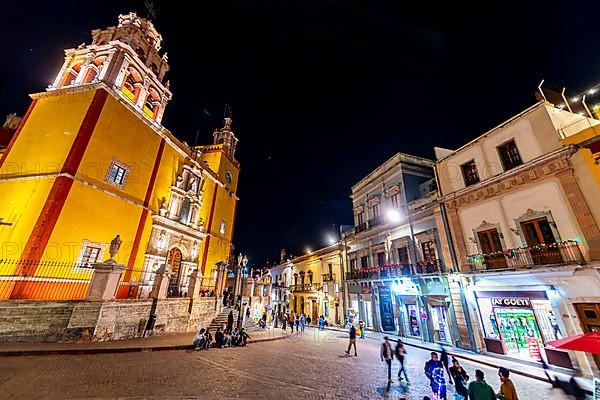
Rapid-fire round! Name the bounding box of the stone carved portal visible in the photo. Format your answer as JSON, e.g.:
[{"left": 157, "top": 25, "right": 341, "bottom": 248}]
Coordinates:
[{"left": 167, "top": 248, "right": 183, "bottom": 297}]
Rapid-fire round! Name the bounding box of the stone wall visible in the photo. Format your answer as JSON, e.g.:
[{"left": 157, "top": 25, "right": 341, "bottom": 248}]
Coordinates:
[{"left": 0, "top": 297, "right": 224, "bottom": 343}]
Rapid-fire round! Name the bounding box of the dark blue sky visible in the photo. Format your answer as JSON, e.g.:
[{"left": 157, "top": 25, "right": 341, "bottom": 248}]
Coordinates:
[{"left": 2, "top": 1, "right": 600, "bottom": 265}]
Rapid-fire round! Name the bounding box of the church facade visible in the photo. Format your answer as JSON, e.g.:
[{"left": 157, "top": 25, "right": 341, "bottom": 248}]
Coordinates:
[{"left": 0, "top": 12, "right": 240, "bottom": 300}]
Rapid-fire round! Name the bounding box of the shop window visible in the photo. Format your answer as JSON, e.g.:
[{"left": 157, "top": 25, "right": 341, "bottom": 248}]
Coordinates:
[
  {"left": 461, "top": 160, "right": 480, "bottom": 187},
  {"left": 497, "top": 140, "right": 522, "bottom": 171}
]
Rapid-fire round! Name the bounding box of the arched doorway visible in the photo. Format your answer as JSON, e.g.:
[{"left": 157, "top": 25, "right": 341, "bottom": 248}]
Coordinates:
[{"left": 167, "top": 248, "right": 183, "bottom": 297}]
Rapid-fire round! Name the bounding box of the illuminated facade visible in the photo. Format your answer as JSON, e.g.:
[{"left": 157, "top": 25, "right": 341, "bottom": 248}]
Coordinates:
[{"left": 0, "top": 12, "right": 240, "bottom": 300}]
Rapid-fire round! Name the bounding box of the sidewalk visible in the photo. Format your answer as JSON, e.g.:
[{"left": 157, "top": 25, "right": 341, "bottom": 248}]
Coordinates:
[
  {"left": 325, "top": 325, "right": 594, "bottom": 394},
  {"left": 0, "top": 325, "right": 286, "bottom": 357}
]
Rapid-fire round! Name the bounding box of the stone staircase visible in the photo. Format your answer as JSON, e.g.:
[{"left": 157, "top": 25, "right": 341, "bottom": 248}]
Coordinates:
[{"left": 208, "top": 307, "right": 241, "bottom": 331}]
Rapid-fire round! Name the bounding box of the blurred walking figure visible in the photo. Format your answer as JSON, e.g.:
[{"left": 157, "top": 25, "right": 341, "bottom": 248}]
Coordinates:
[
  {"left": 440, "top": 347, "right": 453, "bottom": 385},
  {"left": 344, "top": 324, "right": 357, "bottom": 356},
  {"left": 358, "top": 320, "right": 365, "bottom": 339},
  {"left": 394, "top": 339, "right": 409, "bottom": 382},
  {"left": 424, "top": 352, "right": 446, "bottom": 400},
  {"left": 380, "top": 336, "right": 394, "bottom": 384}
]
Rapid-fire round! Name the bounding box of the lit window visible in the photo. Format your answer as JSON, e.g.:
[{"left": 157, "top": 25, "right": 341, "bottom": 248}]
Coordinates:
[{"left": 220, "top": 220, "right": 226, "bottom": 235}]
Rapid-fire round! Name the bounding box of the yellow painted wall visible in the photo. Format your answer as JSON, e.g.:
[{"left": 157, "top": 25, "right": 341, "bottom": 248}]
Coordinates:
[{"left": 0, "top": 93, "right": 94, "bottom": 178}]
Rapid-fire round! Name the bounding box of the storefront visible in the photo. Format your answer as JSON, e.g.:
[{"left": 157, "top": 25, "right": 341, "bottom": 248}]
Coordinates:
[
  {"left": 430, "top": 303, "right": 452, "bottom": 343},
  {"left": 474, "top": 290, "right": 556, "bottom": 362}
]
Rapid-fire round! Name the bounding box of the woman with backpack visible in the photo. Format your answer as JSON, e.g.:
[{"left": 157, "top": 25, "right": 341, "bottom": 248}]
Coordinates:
[{"left": 395, "top": 339, "right": 409, "bottom": 382}]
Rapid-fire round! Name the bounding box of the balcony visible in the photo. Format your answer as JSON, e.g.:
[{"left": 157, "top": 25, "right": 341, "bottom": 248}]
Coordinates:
[
  {"left": 368, "top": 215, "right": 385, "bottom": 229},
  {"left": 466, "top": 240, "right": 585, "bottom": 271},
  {"left": 355, "top": 222, "right": 367, "bottom": 233},
  {"left": 346, "top": 260, "right": 443, "bottom": 281},
  {"left": 290, "top": 283, "right": 322, "bottom": 292},
  {"left": 322, "top": 273, "right": 336, "bottom": 282}
]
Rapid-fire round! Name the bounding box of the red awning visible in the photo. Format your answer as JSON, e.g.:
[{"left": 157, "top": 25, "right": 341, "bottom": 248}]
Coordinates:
[{"left": 545, "top": 332, "right": 600, "bottom": 355}]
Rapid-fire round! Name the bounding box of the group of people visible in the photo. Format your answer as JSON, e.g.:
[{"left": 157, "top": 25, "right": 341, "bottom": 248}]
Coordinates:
[
  {"left": 378, "top": 336, "right": 523, "bottom": 400},
  {"left": 192, "top": 326, "right": 251, "bottom": 350},
  {"left": 317, "top": 315, "right": 329, "bottom": 330},
  {"left": 280, "top": 312, "right": 307, "bottom": 333}
]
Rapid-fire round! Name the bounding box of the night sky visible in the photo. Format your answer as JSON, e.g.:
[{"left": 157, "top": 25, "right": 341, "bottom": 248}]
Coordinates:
[{"left": 2, "top": 1, "right": 600, "bottom": 265}]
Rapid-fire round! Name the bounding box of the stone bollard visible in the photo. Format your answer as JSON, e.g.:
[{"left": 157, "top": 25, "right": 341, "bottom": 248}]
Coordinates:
[
  {"left": 150, "top": 264, "right": 172, "bottom": 299},
  {"left": 86, "top": 260, "right": 126, "bottom": 301}
]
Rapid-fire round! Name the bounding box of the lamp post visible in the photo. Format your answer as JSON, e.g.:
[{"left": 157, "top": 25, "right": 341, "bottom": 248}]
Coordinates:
[{"left": 236, "top": 253, "right": 249, "bottom": 329}]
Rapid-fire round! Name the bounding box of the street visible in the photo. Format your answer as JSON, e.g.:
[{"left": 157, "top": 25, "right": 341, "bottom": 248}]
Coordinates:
[{"left": 0, "top": 327, "right": 578, "bottom": 400}]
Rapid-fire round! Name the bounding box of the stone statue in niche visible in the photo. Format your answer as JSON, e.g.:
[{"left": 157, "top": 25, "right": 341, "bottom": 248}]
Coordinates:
[
  {"left": 190, "top": 178, "right": 198, "bottom": 193},
  {"left": 159, "top": 197, "right": 168, "bottom": 216},
  {"left": 176, "top": 174, "right": 184, "bottom": 189}
]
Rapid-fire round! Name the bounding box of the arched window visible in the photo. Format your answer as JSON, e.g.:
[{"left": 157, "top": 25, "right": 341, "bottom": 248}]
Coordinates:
[
  {"left": 307, "top": 270, "right": 313, "bottom": 285},
  {"left": 61, "top": 62, "right": 83, "bottom": 87},
  {"left": 143, "top": 87, "right": 161, "bottom": 120},
  {"left": 82, "top": 66, "right": 98, "bottom": 84},
  {"left": 120, "top": 66, "right": 143, "bottom": 102},
  {"left": 299, "top": 271, "right": 305, "bottom": 286}
]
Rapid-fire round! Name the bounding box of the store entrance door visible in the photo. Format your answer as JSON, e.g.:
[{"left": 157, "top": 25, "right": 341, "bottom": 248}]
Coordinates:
[{"left": 575, "top": 303, "right": 600, "bottom": 368}]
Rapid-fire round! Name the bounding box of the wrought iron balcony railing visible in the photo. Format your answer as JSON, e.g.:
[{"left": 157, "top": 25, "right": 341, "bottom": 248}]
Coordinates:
[
  {"left": 466, "top": 240, "right": 584, "bottom": 271},
  {"left": 345, "top": 260, "right": 443, "bottom": 281},
  {"left": 290, "top": 283, "right": 323, "bottom": 292}
]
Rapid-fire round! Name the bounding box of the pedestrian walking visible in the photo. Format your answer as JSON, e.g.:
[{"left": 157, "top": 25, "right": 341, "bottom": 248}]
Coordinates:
[
  {"left": 467, "top": 370, "right": 496, "bottom": 400},
  {"left": 300, "top": 314, "right": 305, "bottom": 333},
  {"left": 424, "top": 352, "right": 446, "bottom": 400},
  {"left": 344, "top": 324, "right": 357, "bottom": 356},
  {"left": 380, "top": 336, "right": 394, "bottom": 384},
  {"left": 440, "top": 347, "right": 453, "bottom": 385},
  {"left": 289, "top": 313, "right": 295, "bottom": 332},
  {"left": 449, "top": 358, "right": 469, "bottom": 399},
  {"left": 282, "top": 316, "right": 287, "bottom": 331},
  {"left": 394, "top": 339, "right": 409, "bottom": 382},
  {"left": 496, "top": 367, "right": 518, "bottom": 400}
]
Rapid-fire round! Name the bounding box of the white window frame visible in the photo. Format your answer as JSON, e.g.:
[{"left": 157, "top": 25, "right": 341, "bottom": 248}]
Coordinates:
[
  {"left": 75, "top": 240, "right": 108, "bottom": 271},
  {"left": 105, "top": 158, "right": 131, "bottom": 189}
]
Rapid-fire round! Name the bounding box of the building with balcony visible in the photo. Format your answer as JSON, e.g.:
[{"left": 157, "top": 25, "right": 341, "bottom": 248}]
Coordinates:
[
  {"left": 435, "top": 99, "right": 600, "bottom": 375},
  {"left": 344, "top": 153, "right": 461, "bottom": 347},
  {"left": 269, "top": 245, "right": 343, "bottom": 326}
]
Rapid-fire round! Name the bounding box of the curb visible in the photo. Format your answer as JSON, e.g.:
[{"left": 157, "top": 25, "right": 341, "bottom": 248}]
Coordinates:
[{"left": 0, "top": 333, "right": 287, "bottom": 357}]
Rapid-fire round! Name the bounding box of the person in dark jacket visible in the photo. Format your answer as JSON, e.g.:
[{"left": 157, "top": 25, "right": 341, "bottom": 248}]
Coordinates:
[
  {"left": 380, "top": 336, "right": 394, "bottom": 384},
  {"left": 449, "top": 357, "right": 469, "bottom": 399},
  {"left": 227, "top": 310, "right": 234, "bottom": 332},
  {"left": 344, "top": 325, "right": 357, "bottom": 356},
  {"left": 424, "top": 352, "right": 446, "bottom": 400},
  {"left": 395, "top": 340, "right": 409, "bottom": 382},
  {"left": 440, "top": 347, "right": 453, "bottom": 385},
  {"left": 215, "top": 327, "right": 225, "bottom": 348}
]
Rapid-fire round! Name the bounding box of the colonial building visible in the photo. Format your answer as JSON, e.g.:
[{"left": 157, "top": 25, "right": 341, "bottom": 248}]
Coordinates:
[
  {"left": 0, "top": 12, "right": 240, "bottom": 300},
  {"left": 343, "top": 153, "right": 462, "bottom": 347},
  {"left": 270, "top": 245, "right": 344, "bottom": 325},
  {"left": 436, "top": 100, "right": 600, "bottom": 375}
]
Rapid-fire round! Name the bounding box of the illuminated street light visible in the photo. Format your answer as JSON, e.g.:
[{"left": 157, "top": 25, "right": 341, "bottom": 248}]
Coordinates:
[
  {"left": 386, "top": 209, "right": 402, "bottom": 223},
  {"left": 306, "top": 247, "right": 312, "bottom": 254},
  {"left": 327, "top": 235, "right": 336, "bottom": 245}
]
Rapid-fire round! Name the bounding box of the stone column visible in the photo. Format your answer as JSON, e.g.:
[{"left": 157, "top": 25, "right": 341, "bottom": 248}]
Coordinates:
[
  {"left": 242, "top": 277, "right": 255, "bottom": 297},
  {"left": 556, "top": 169, "right": 600, "bottom": 260},
  {"left": 85, "top": 260, "right": 125, "bottom": 301},
  {"left": 51, "top": 55, "right": 74, "bottom": 88},
  {"left": 150, "top": 265, "right": 171, "bottom": 299},
  {"left": 446, "top": 202, "right": 470, "bottom": 272},
  {"left": 234, "top": 266, "right": 242, "bottom": 297},
  {"left": 214, "top": 264, "right": 224, "bottom": 296},
  {"left": 187, "top": 269, "right": 202, "bottom": 298}
]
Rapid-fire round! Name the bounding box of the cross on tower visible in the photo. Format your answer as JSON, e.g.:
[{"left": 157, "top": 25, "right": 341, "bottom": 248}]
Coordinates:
[{"left": 144, "top": 0, "right": 157, "bottom": 20}]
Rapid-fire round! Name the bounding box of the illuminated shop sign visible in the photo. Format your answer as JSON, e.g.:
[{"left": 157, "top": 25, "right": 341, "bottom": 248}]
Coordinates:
[{"left": 491, "top": 297, "right": 531, "bottom": 308}]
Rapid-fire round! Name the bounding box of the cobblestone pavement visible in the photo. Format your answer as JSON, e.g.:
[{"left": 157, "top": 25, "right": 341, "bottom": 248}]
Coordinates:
[{"left": 0, "top": 327, "right": 579, "bottom": 400}]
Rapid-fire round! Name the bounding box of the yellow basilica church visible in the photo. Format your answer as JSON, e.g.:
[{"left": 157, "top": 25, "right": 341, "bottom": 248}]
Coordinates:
[{"left": 0, "top": 12, "right": 240, "bottom": 300}]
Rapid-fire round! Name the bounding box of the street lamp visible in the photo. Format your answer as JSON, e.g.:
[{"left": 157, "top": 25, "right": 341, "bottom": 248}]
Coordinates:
[{"left": 236, "top": 253, "right": 249, "bottom": 329}]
